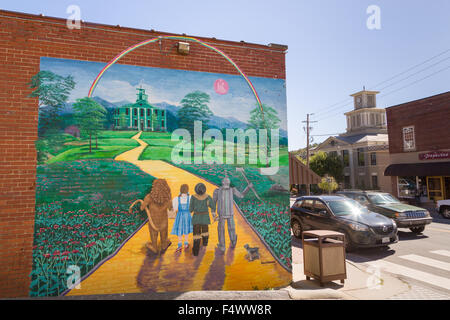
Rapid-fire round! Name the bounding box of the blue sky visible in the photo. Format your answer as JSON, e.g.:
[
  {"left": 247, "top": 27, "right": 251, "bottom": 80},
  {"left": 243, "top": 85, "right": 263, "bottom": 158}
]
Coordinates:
[
  {"left": 2, "top": 0, "right": 449, "bottom": 149},
  {"left": 40, "top": 57, "right": 288, "bottom": 130}
]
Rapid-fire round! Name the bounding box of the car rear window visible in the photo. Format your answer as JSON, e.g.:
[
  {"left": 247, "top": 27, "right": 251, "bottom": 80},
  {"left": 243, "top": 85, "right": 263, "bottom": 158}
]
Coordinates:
[{"left": 301, "top": 199, "right": 314, "bottom": 211}]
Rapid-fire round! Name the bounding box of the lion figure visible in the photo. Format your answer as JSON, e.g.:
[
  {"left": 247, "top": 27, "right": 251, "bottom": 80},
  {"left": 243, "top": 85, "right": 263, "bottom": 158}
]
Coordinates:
[{"left": 130, "top": 179, "right": 173, "bottom": 254}]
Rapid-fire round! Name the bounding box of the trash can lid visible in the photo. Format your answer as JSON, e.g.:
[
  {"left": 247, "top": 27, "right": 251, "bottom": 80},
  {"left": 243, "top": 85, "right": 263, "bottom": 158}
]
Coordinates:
[{"left": 302, "top": 230, "right": 344, "bottom": 238}]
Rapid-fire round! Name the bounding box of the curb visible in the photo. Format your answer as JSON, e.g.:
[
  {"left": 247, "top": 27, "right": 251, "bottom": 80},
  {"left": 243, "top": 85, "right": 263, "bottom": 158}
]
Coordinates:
[{"left": 283, "top": 287, "right": 354, "bottom": 300}]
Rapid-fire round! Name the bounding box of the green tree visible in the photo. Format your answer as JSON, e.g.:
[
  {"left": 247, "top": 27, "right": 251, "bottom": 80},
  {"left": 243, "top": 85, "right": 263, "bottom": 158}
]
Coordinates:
[
  {"left": 177, "top": 91, "right": 213, "bottom": 135},
  {"left": 73, "top": 97, "right": 107, "bottom": 153},
  {"left": 247, "top": 104, "right": 281, "bottom": 166},
  {"left": 318, "top": 176, "right": 339, "bottom": 194},
  {"left": 247, "top": 104, "right": 280, "bottom": 130},
  {"left": 309, "top": 151, "right": 344, "bottom": 182},
  {"left": 28, "top": 70, "right": 75, "bottom": 137}
]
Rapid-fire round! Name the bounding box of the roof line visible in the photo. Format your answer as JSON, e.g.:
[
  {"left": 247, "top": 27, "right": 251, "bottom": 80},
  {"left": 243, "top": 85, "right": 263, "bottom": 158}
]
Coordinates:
[{"left": 0, "top": 9, "right": 287, "bottom": 53}]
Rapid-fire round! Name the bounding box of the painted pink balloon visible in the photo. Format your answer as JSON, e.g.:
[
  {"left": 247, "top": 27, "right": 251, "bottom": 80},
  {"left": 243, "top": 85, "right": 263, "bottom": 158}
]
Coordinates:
[{"left": 214, "top": 79, "right": 229, "bottom": 95}]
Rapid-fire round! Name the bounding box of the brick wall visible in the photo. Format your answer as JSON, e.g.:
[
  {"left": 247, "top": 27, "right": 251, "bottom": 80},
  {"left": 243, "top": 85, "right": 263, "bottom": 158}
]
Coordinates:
[
  {"left": 0, "top": 10, "right": 287, "bottom": 298},
  {"left": 386, "top": 91, "right": 450, "bottom": 154}
]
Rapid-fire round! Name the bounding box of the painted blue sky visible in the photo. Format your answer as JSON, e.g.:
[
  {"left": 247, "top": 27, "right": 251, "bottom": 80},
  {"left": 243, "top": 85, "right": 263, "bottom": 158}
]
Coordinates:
[
  {"left": 2, "top": 0, "right": 450, "bottom": 149},
  {"left": 41, "top": 57, "right": 288, "bottom": 130}
]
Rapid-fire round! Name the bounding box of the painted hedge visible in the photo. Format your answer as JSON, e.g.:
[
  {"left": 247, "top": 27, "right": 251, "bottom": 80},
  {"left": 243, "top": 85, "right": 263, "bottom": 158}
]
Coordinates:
[{"left": 30, "top": 160, "right": 155, "bottom": 296}]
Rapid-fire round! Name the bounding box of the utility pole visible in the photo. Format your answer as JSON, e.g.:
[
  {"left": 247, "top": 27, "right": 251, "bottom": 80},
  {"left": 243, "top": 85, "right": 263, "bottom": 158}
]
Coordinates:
[{"left": 302, "top": 113, "right": 317, "bottom": 195}]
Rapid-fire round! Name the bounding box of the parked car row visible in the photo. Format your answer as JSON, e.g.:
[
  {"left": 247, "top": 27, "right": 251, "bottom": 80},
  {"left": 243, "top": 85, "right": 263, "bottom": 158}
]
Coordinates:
[{"left": 291, "top": 190, "right": 434, "bottom": 252}]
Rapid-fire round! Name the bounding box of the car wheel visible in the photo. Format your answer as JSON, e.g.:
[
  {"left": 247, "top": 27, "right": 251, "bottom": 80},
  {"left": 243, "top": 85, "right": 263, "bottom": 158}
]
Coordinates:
[
  {"left": 343, "top": 232, "right": 356, "bottom": 252},
  {"left": 291, "top": 219, "right": 303, "bottom": 239},
  {"left": 410, "top": 226, "right": 425, "bottom": 234},
  {"left": 440, "top": 207, "right": 450, "bottom": 219}
]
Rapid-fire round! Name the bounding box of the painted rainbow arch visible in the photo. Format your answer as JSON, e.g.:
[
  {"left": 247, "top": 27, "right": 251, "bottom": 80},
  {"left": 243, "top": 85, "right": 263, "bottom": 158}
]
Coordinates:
[{"left": 88, "top": 35, "right": 263, "bottom": 111}]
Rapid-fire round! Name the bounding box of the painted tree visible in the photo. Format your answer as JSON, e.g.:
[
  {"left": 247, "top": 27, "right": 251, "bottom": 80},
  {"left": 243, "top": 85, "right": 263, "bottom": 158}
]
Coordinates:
[
  {"left": 177, "top": 91, "right": 213, "bottom": 135},
  {"left": 28, "top": 70, "right": 75, "bottom": 137},
  {"left": 73, "top": 97, "right": 107, "bottom": 153},
  {"left": 247, "top": 104, "right": 281, "bottom": 166},
  {"left": 309, "top": 151, "right": 344, "bottom": 182},
  {"left": 247, "top": 104, "right": 281, "bottom": 131}
]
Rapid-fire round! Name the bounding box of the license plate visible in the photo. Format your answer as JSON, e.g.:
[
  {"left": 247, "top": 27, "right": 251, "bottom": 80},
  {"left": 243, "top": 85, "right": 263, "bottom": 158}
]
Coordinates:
[{"left": 382, "top": 237, "right": 390, "bottom": 244}]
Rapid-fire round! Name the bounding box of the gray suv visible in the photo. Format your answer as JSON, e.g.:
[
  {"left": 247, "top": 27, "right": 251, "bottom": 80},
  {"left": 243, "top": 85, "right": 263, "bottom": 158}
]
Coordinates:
[{"left": 291, "top": 196, "right": 398, "bottom": 251}]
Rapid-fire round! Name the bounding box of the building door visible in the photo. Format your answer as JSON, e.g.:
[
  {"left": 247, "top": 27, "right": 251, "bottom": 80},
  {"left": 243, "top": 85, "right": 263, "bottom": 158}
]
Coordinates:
[
  {"left": 140, "top": 120, "right": 144, "bottom": 131},
  {"left": 445, "top": 177, "right": 450, "bottom": 199},
  {"left": 427, "top": 176, "right": 444, "bottom": 201}
]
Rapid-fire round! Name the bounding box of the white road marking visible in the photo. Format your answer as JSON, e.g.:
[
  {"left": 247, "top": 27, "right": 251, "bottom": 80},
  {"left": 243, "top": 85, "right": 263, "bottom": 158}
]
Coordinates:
[
  {"left": 430, "top": 250, "right": 450, "bottom": 258},
  {"left": 399, "top": 254, "right": 450, "bottom": 271},
  {"left": 367, "top": 260, "right": 450, "bottom": 291}
]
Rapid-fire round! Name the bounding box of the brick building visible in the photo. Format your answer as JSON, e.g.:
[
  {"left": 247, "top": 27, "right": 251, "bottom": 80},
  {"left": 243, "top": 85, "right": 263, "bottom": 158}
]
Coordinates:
[
  {"left": 384, "top": 91, "right": 450, "bottom": 204},
  {"left": 0, "top": 10, "right": 287, "bottom": 297}
]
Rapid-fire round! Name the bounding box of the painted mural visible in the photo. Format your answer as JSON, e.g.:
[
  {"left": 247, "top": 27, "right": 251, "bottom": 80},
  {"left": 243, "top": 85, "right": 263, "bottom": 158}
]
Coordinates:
[{"left": 30, "top": 56, "right": 291, "bottom": 296}]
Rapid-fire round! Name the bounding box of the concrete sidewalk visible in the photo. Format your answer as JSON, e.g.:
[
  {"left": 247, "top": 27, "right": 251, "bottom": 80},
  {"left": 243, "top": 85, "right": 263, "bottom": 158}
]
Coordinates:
[{"left": 12, "top": 256, "right": 410, "bottom": 300}]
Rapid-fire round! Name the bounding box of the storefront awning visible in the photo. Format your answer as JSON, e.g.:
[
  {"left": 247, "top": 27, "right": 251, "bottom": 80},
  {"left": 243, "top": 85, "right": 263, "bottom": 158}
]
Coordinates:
[{"left": 384, "top": 162, "right": 450, "bottom": 176}]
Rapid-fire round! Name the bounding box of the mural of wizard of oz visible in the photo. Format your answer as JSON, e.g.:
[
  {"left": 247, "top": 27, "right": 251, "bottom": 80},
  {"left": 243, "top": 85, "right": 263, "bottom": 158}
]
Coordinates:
[{"left": 30, "top": 56, "right": 291, "bottom": 296}]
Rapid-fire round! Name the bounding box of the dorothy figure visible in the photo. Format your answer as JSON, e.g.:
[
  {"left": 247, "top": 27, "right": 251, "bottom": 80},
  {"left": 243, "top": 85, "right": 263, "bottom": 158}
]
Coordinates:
[{"left": 170, "top": 184, "right": 193, "bottom": 252}]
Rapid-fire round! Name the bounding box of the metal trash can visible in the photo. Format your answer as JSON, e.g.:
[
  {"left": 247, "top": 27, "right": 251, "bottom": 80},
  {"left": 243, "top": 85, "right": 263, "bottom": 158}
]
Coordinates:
[{"left": 302, "top": 230, "right": 347, "bottom": 286}]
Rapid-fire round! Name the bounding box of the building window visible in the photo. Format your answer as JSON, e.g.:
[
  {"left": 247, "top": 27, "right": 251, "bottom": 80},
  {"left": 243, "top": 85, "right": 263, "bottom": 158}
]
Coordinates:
[
  {"left": 329, "top": 151, "right": 337, "bottom": 157},
  {"left": 162, "top": 110, "right": 165, "bottom": 116},
  {"left": 357, "top": 148, "right": 365, "bottom": 166},
  {"left": 140, "top": 109, "right": 144, "bottom": 117},
  {"left": 403, "top": 126, "right": 416, "bottom": 151},
  {"left": 147, "top": 109, "right": 150, "bottom": 116},
  {"left": 133, "top": 109, "right": 137, "bottom": 116},
  {"left": 370, "top": 152, "right": 377, "bottom": 166},
  {"left": 356, "top": 115, "right": 361, "bottom": 127},
  {"left": 398, "top": 176, "right": 417, "bottom": 198},
  {"left": 342, "top": 150, "right": 349, "bottom": 167},
  {"left": 344, "top": 175, "right": 351, "bottom": 189},
  {"left": 367, "top": 95, "right": 375, "bottom": 107},
  {"left": 126, "top": 108, "right": 129, "bottom": 115},
  {"left": 371, "top": 176, "right": 378, "bottom": 189},
  {"left": 155, "top": 109, "right": 158, "bottom": 116}
]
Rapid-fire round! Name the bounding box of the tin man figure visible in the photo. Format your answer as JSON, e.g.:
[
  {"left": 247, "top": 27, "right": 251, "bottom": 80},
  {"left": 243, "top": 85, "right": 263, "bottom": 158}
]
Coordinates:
[{"left": 213, "top": 177, "right": 252, "bottom": 253}]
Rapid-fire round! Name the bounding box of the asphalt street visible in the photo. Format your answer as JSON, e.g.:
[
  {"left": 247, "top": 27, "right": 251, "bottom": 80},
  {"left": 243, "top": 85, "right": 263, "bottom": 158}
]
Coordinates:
[{"left": 342, "top": 212, "right": 450, "bottom": 299}]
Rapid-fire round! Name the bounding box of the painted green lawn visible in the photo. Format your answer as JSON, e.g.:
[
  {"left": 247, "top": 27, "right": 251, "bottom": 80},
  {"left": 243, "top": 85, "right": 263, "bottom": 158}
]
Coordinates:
[
  {"left": 44, "top": 131, "right": 139, "bottom": 164},
  {"left": 138, "top": 131, "right": 289, "bottom": 167}
]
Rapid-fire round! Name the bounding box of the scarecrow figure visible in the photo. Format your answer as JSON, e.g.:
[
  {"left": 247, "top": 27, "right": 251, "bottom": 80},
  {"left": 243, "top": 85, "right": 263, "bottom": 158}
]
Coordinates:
[{"left": 189, "top": 183, "right": 216, "bottom": 256}]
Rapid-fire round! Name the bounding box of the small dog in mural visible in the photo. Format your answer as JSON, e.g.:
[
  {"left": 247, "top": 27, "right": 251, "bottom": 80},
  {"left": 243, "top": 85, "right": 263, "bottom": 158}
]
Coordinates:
[
  {"left": 130, "top": 179, "right": 173, "bottom": 254},
  {"left": 244, "top": 244, "right": 260, "bottom": 262}
]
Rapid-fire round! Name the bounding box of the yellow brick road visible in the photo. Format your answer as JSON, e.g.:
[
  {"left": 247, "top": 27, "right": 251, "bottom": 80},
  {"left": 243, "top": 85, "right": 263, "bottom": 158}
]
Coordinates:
[{"left": 67, "top": 132, "right": 291, "bottom": 295}]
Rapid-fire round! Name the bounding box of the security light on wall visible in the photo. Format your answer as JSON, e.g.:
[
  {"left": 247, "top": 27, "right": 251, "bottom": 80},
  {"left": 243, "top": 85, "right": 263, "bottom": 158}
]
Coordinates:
[{"left": 177, "top": 42, "right": 190, "bottom": 55}]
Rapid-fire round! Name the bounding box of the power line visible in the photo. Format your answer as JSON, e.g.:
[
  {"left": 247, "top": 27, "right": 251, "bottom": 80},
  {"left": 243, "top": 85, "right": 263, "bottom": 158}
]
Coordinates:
[
  {"left": 312, "top": 48, "right": 450, "bottom": 116},
  {"left": 368, "top": 48, "right": 450, "bottom": 89},
  {"left": 379, "top": 64, "right": 450, "bottom": 99},
  {"left": 377, "top": 55, "right": 450, "bottom": 92},
  {"left": 316, "top": 63, "right": 450, "bottom": 122}
]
